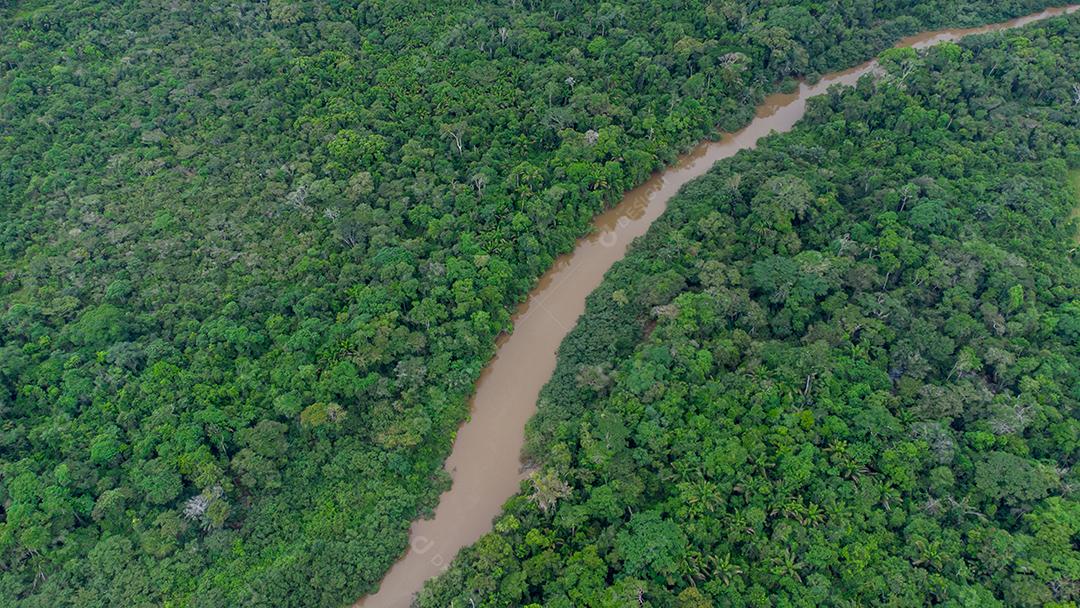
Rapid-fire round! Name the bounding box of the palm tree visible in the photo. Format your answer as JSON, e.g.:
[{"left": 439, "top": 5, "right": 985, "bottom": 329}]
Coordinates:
[
  {"left": 911, "top": 538, "right": 943, "bottom": 571},
  {"left": 769, "top": 547, "right": 806, "bottom": 583},
  {"left": 715, "top": 552, "right": 745, "bottom": 586},
  {"left": 680, "top": 478, "right": 724, "bottom": 519}
]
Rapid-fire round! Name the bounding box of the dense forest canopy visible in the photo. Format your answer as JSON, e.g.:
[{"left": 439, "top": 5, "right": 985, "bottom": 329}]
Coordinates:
[
  {"left": 419, "top": 13, "right": 1080, "bottom": 608},
  {"left": 0, "top": 1, "right": 1077, "bottom": 606},
  {"left": 1071, "top": 170, "right": 1080, "bottom": 243}
]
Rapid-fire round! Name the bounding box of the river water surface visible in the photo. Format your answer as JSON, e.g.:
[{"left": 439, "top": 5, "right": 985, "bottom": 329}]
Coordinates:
[{"left": 354, "top": 6, "right": 1080, "bottom": 607}]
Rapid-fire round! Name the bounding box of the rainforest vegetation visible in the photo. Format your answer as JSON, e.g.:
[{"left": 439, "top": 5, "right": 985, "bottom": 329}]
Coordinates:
[
  {"left": 1, "top": 1, "right": 1078, "bottom": 606},
  {"left": 418, "top": 13, "right": 1080, "bottom": 608}
]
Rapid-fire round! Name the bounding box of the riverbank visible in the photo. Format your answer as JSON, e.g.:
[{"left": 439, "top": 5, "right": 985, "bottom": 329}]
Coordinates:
[
  {"left": 354, "top": 5, "right": 1080, "bottom": 608},
  {"left": 416, "top": 9, "right": 1080, "bottom": 607}
]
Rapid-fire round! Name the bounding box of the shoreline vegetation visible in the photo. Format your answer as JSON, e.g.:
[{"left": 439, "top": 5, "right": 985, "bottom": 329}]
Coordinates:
[
  {"left": 357, "top": 6, "right": 1080, "bottom": 607},
  {"left": 418, "top": 11, "right": 1080, "bottom": 608},
  {"left": 0, "top": 2, "right": 1078, "bottom": 607}
]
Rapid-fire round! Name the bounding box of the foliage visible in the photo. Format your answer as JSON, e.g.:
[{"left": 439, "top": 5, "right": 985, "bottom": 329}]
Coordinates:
[
  {"left": 419, "top": 14, "right": 1080, "bottom": 608},
  {"left": 0, "top": 0, "right": 1075, "bottom": 605}
]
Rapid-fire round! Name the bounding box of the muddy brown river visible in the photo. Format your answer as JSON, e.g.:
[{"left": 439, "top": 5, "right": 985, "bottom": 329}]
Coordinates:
[{"left": 354, "top": 6, "right": 1080, "bottom": 607}]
